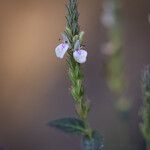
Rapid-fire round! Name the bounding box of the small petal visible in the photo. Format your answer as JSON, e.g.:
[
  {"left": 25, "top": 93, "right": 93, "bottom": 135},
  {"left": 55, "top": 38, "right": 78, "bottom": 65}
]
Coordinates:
[
  {"left": 73, "top": 50, "right": 87, "bottom": 64},
  {"left": 61, "top": 33, "right": 69, "bottom": 43},
  {"left": 55, "top": 43, "right": 69, "bottom": 59}
]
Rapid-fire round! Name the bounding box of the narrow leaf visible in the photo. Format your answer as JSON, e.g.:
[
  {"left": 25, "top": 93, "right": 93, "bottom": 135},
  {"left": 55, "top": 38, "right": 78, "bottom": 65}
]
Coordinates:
[
  {"left": 79, "top": 31, "right": 85, "bottom": 44},
  {"left": 73, "top": 35, "right": 79, "bottom": 44},
  {"left": 48, "top": 118, "right": 86, "bottom": 134}
]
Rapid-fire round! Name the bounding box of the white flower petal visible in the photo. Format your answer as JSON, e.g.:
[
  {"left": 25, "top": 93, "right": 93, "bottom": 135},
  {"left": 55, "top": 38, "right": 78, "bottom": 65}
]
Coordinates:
[
  {"left": 73, "top": 50, "right": 87, "bottom": 64},
  {"left": 55, "top": 43, "right": 69, "bottom": 59}
]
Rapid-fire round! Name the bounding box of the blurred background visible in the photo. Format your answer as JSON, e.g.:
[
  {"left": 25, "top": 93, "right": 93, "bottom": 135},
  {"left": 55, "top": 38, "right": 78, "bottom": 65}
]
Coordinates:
[{"left": 0, "top": 0, "right": 150, "bottom": 150}]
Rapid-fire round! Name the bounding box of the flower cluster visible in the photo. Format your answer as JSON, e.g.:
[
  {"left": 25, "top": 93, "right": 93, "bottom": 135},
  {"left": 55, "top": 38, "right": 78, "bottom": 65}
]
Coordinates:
[{"left": 55, "top": 33, "right": 87, "bottom": 64}]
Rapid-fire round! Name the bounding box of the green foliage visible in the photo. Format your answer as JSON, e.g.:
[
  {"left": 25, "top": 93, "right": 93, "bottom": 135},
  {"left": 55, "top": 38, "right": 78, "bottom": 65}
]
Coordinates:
[
  {"left": 107, "top": 47, "right": 124, "bottom": 96},
  {"left": 82, "top": 131, "right": 103, "bottom": 150},
  {"left": 79, "top": 31, "right": 85, "bottom": 44},
  {"left": 142, "top": 66, "right": 150, "bottom": 102},
  {"left": 140, "top": 66, "right": 150, "bottom": 149},
  {"left": 106, "top": 10, "right": 125, "bottom": 97},
  {"left": 115, "top": 97, "right": 131, "bottom": 117},
  {"left": 68, "top": 58, "right": 84, "bottom": 102},
  {"left": 102, "top": 0, "right": 131, "bottom": 115},
  {"left": 66, "top": 0, "right": 79, "bottom": 35},
  {"left": 49, "top": 118, "right": 86, "bottom": 134},
  {"left": 65, "top": 0, "right": 90, "bottom": 120}
]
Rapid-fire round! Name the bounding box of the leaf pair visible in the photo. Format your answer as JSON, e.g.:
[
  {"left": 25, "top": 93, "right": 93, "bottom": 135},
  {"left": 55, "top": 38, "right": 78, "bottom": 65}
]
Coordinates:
[
  {"left": 48, "top": 118, "right": 86, "bottom": 134},
  {"left": 48, "top": 118, "right": 103, "bottom": 150}
]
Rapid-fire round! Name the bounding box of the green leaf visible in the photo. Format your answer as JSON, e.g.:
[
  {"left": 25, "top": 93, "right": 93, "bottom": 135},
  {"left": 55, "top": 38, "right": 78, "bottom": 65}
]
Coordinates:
[
  {"left": 66, "top": 27, "right": 72, "bottom": 37},
  {"left": 71, "top": 87, "right": 80, "bottom": 102},
  {"left": 73, "top": 35, "right": 79, "bottom": 43},
  {"left": 79, "top": 31, "right": 85, "bottom": 44},
  {"left": 48, "top": 118, "right": 86, "bottom": 134},
  {"left": 82, "top": 131, "right": 103, "bottom": 150}
]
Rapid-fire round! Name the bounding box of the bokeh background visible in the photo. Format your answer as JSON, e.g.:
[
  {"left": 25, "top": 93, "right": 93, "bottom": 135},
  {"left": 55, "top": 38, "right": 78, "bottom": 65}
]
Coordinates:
[{"left": 0, "top": 0, "right": 150, "bottom": 150}]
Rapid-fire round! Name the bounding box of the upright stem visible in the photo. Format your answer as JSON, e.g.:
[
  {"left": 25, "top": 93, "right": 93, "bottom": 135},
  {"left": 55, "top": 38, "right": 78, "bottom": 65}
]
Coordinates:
[
  {"left": 141, "top": 66, "right": 150, "bottom": 150},
  {"left": 66, "top": 0, "right": 92, "bottom": 137}
]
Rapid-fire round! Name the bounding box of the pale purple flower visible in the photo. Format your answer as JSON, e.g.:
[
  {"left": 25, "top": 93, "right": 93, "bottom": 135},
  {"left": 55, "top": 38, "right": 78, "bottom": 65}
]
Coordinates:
[
  {"left": 101, "top": 42, "right": 115, "bottom": 56},
  {"left": 55, "top": 43, "right": 69, "bottom": 59},
  {"left": 101, "top": 1, "right": 115, "bottom": 28},
  {"left": 73, "top": 49, "right": 87, "bottom": 64}
]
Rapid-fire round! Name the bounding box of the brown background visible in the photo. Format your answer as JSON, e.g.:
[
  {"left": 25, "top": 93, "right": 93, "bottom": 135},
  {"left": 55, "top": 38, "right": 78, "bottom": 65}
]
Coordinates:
[{"left": 0, "top": 0, "right": 150, "bottom": 150}]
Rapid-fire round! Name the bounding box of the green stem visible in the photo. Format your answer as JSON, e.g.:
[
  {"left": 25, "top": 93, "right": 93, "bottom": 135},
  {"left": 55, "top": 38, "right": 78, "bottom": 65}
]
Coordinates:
[
  {"left": 67, "top": 53, "right": 89, "bottom": 120},
  {"left": 66, "top": 0, "right": 92, "bottom": 138},
  {"left": 141, "top": 67, "right": 150, "bottom": 150}
]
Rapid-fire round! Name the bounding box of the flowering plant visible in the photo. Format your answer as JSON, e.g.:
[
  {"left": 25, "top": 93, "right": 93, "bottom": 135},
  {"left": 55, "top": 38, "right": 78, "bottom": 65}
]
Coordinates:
[
  {"left": 48, "top": 0, "right": 103, "bottom": 149},
  {"left": 140, "top": 66, "right": 150, "bottom": 150},
  {"left": 101, "top": 0, "right": 131, "bottom": 115}
]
